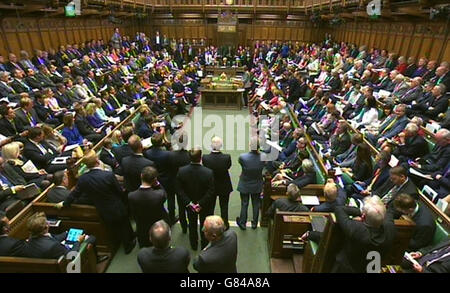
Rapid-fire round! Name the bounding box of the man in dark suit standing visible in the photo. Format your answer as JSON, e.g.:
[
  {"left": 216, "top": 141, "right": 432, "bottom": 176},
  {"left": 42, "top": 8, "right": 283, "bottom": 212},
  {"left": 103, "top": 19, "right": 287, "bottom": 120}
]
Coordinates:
[
  {"left": 0, "top": 211, "right": 24, "bottom": 256},
  {"left": 393, "top": 193, "right": 436, "bottom": 251},
  {"left": 129, "top": 166, "right": 168, "bottom": 248},
  {"left": 121, "top": 135, "right": 155, "bottom": 194},
  {"left": 137, "top": 220, "right": 190, "bottom": 273},
  {"left": 176, "top": 149, "right": 214, "bottom": 250},
  {"left": 202, "top": 136, "right": 233, "bottom": 229},
  {"left": 193, "top": 215, "right": 238, "bottom": 273},
  {"left": 168, "top": 133, "right": 191, "bottom": 230},
  {"left": 332, "top": 196, "right": 396, "bottom": 273},
  {"left": 57, "top": 151, "right": 136, "bottom": 254},
  {"left": 236, "top": 137, "right": 266, "bottom": 230},
  {"left": 144, "top": 134, "right": 172, "bottom": 222}
]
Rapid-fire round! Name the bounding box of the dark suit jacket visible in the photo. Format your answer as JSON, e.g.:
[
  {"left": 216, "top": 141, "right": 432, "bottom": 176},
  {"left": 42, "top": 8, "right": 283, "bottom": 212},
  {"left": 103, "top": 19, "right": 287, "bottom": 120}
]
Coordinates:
[
  {"left": 144, "top": 147, "right": 171, "bottom": 187},
  {"left": 333, "top": 206, "right": 396, "bottom": 273},
  {"left": 15, "top": 108, "right": 42, "bottom": 132},
  {"left": 419, "top": 144, "right": 450, "bottom": 173},
  {"left": 128, "top": 186, "right": 168, "bottom": 247},
  {"left": 408, "top": 203, "right": 436, "bottom": 251},
  {"left": 137, "top": 246, "right": 190, "bottom": 273},
  {"left": 74, "top": 116, "right": 97, "bottom": 137},
  {"left": 11, "top": 78, "right": 32, "bottom": 94},
  {"left": 63, "top": 169, "right": 127, "bottom": 224},
  {"left": 0, "top": 117, "right": 19, "bottom": 137},
  {"left": 423, "top": 95, "right": 449, "bottom": 119},
  {"left": 314, "top": 188, "right": 347, "bottom": 212},
  {"left": 112, "top": 144, "right": 134, "bottom": 167},
  {"left": 0, "top": 236, "right": 24, "bottom": 256},
  {"left": 121, "top": 154, "right": 155, "bottom": 193},
  {"left": 99, "top": 148, "right": 119, "bottom": 170},
  {"left": 47, "top": 186, "right": 70, "bottom": 203},
  {"left": 330, "top": 132, "right": 351, "bottom": 157},
  {"left": 202, "top": 152, "right": 233, "bottom": 195},
  {"left": 374, "top": 178, "right": 419, "bottom": 205},
  {"left": 418, "top": 240, "right": 450, "bottom": 273},
  {"left": 400, "top": 86, "right": 423, "bottom": 104},
  {"left": 289, "top": 171, "right": 317, "bottom": 189},
  {"left": 394, "top": 135, "right": 429, "bottom": 160},
  {"left": 18, "top": 234, "right": 80, "bottom": 259},
  {"left": 193, "top": 230, "right": 238, "bottom": 273},
  {"left": 176, "top": 163, "right": 215, "bottom": 209},
  {"left": 23, "top": 139, "right": 59, "bottom": 170},
  {"left": 266, "top": 198, "right": 309, "bottom": 217},
  {"left": 237, "top": 151, "right": 266, "bottom": 194}
]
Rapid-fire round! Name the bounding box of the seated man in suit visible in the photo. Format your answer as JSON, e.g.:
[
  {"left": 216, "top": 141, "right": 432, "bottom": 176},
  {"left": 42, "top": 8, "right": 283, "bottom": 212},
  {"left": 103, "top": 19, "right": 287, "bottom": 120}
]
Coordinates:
[
  {"left": 47, "top": 171, "right": 70, "bottom": 203},
  {"left": 266, "top": 184, "right": 309, "bottom": 218},
  {"left": 402, "top": 239, "right": 450, "bottom": 273},
  {"left": 312, "top": 179, "right": 347, "bottom": 212},
  {"left": 16, "top": 212, "right": 107, "bottom": 263},
  {"left": 0, "top": 211, "right": 24, "bottom": 256},
  {"left": 0, "top": 105, "right": 27, "bottom": 139},
  {"left": 373, "top": 166, "right": 419, "bottom": 206},
  {"left": 408, "top": 128, "right": 450, "bottom": 178},
  {"left": 23, "top": 127, "right": 67, "bottom": 173},
  {"left": 391, "top": 123, "right": 428, "bottom": 163},
  {"left": 193, "top": 215, "right": 238, "bottom": 273},
  {"left": 15, "top": 96, "right": 43, "bottom": 133},
  {"left": 367, "top": 104, "right": 409, "bottom": 147},
  {"left": 137, "top": 220, "right": 190, "bottom": 273},
  {"left": 128, "top": 166, "right": 168, "bottom": 248},
  {"left": 332, "top": 196, "right": 396, "bottom": 273},
  {"left": 393, "top": 193, "right": 436, "bottom": 251},
  {"left": 325, "top": 120, "right": 352, "bottom": 158}
]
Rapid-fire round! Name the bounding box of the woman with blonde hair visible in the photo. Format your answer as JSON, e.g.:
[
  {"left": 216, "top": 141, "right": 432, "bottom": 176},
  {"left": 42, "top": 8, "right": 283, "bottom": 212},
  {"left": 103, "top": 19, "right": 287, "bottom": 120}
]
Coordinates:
[
  {"left": 85, "top": 103, "right": 105, "bottom": 129},
  {"left": 1, "top": 142, "right": 51, "bottom": 188},
  {"left": 111, "top": 130, "right": 124, "bottom": 148}
]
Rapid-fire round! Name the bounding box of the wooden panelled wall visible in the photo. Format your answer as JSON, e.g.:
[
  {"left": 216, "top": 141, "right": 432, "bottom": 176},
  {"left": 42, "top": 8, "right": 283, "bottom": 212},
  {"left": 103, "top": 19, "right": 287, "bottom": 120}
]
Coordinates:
[
  {"left": 0, "top": 17, "right": 139, "bottom": 58},
  {"left": 330, "top": 21, "right": 450, "bottom": 62},
  {"left": 150, "top": 20, "right": 325, "bottom": 47}
]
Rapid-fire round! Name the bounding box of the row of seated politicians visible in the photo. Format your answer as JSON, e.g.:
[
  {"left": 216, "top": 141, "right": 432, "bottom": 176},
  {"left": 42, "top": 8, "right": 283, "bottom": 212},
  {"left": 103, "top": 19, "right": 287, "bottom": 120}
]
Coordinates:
[{"left": 240, "top": 38, "right": 450, "bottom": 272}]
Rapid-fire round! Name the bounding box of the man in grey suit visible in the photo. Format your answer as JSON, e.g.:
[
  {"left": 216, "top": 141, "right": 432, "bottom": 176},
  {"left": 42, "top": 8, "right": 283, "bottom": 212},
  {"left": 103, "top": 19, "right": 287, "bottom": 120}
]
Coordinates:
[
  {"left": 236, "top": 137, "right": 266, "bottom": 230},
  {"left": 194, "top": 215, "right": 237, "bottom": 273}
]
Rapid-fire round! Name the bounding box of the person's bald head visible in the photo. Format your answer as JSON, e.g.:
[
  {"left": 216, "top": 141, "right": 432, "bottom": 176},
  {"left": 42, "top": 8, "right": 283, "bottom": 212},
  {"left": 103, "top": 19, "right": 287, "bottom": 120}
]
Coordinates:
[
  {"left": 436, "top": 66, "right": 447, "bottom": 77},
  {"left": 149, "top": 220, "right": 171, "bottom": 249},
  {"left": 203, "top": 215, "right": 225, "bottom": 243},
  {"left": 410, "top": 77, "right": 422, "bottom": 88},
  {"left": 435, "top": 129, "right": 450, "bottom": 147},
  {"left": 128, "top": 134, "right": 143, "bottom": 154}
]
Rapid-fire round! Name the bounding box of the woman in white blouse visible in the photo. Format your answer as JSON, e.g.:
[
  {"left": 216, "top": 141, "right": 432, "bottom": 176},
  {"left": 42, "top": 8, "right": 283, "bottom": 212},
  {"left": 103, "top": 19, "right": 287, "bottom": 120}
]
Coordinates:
[{"left": 351, "top": 96, "right": 379, "bottom": 130}]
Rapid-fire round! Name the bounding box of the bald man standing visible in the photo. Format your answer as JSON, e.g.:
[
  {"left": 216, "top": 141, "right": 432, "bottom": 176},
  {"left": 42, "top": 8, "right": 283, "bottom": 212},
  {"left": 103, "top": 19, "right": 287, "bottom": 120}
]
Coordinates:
[
  {"left": 202, "top": 137, "right": 233, "bottom": 229},
  {"left": 193, "top": 216, "right": 237, "bottom": 273},
  {"left": 137, "top": 220, "right": 190, "bottom": 273}
]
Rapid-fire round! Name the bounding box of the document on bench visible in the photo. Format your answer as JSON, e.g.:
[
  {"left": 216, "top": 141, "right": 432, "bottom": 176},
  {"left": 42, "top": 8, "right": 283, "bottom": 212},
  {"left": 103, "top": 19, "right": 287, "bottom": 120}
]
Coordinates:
[
  {"left": 116, "top": 105, "right": 128, "bottom": 114},
  {"left": 142, "top": 137, "right": 152, "bottom": 149},
  {"left": 21, "top": 160, "right": 39, "bottom": 174},
  {"left": 265, "top": 140, "right": 283, "bottom": 152},
  {"left": 334, "top": 167, "right": 343, "bottom": 176},
  {"left": 301, "top": 195, "right": 320, "bottom": 206},
  {"left": 17, "top": 183, "right": 40, "bottom": 200},
  {"left": 311, "top": 122, "right": 324, "bottom": 135},
  {"left": 409, "top": 167, "right": 433, "bottom": 180},
  {"left": 63, "top": 144, "right": 80, "bottom": 152},
  {"left": 389, "top": 155, "right": 399, "bottom": 168},
  {"left": 51, "top": 156, "right": 70, "bottom": 165}
]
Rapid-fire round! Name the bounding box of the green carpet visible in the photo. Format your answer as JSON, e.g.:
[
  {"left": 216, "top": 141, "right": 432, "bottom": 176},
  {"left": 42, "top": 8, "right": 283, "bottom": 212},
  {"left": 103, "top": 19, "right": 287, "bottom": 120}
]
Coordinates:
[{"left": 106, "top": 108, "right": 270, "bottom": 273}]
